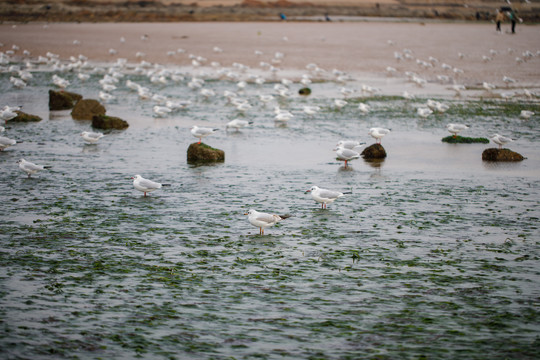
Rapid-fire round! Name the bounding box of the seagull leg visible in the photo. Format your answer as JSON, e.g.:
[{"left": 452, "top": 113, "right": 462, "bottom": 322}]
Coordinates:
[
  {"left": 144, "top": 192, "right": 147, "bottom": 197},
  {"left": 344, "top": 160, "right": 348, "bottom": 168}
]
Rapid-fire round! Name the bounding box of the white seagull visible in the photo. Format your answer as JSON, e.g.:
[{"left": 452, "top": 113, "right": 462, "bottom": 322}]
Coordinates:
[
  {"left": 334, "top": 145, "right": 360, "bottom": 168},
  {"left": 226, "top": 119, "right": 253, "bottom": 131},
  {"left": 132, "top": 174, "right": 170, "bottom": 197},
  {"left": 417, "top": 107, "right": 433, "bottom": 118},
  {"left": 0, "top": 136, "right": 16, "bottom": 151},
  {"left": 191, "top": 125, "right": 219, "bottom": 144},
  {"left": 1, "top": 106, "right": 19, "bottom": 123},
  {"left": 446, "top": 123, "right": 469, "bottom": 138},
  {"left": 244, "top": 209, "right": 291, "bottom": 235},
  {"left": 17, "top": 158, "right": 51, "bottom": 178},
  {"left": 336, "top": 140, "right": 365, "bottom": 152},
  {"left": 490, "top": 134, "right": 513, "bottom": 149},
  {"left": 305, "top": 186, "right": 351, "bottom": 209},
  {"left": 520, "top": 110, "right": 534, "bottom": 120},
  {"left": 80, "top": 131, "right": 104, "bottom": 144},
  {"left": 358, "top": 103, "right": 371, "bottom": 114},
  {"left": 368, "top": 127, "right": 391, "bottom": 144}
]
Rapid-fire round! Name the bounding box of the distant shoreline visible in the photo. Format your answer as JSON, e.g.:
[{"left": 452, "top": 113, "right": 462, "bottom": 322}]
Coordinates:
[{"left": 0, "top": 1, "right": 539, "bottom": 24}]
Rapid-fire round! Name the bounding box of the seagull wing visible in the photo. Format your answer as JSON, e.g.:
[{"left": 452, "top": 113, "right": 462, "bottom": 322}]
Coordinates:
[
  {"left": 255, "top": 212, "right": 278, "bottom": 224},
  {"left": 318, "top": 189, "right": 342, "bottom": 200},
  {"left": 138, "top": 178, "right": 161, "bottom": 189}
]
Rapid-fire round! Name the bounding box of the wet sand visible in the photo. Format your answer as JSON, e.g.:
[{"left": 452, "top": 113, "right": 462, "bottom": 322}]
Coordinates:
[{"left": 2, "top": 21, "right": 539, "bottom": 93}]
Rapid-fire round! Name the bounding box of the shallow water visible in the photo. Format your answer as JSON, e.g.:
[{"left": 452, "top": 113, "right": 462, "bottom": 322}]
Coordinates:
[{"left": 1, "top": 61, "right": 540, "bottom": 359}]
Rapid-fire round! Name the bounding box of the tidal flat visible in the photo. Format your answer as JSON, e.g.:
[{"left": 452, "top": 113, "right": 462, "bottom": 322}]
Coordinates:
[{"left": 1, "top": 22, "right": 540, "bottom": 359}]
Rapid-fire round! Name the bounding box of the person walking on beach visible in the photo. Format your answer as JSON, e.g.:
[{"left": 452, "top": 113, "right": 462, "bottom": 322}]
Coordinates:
[
  {"left": 509, "top": 9, "right": 517, "bottom": 34},
  {"left": 495, "top": 10, "right": 505, "bottom": 32}
]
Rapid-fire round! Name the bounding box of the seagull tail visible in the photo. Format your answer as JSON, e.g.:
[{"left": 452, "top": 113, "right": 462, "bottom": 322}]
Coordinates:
[
  {"left": 279, "top": 214, "right": 293, "bottom": 220},
  {"left": 342, "top": 191, "right": 353, "bottom": 194},
  {"left": 43, "top": 166, "right": 53, "bottom": 169},
  {"left": 162, "top": 183, "right": 172, "bottom": 187}
]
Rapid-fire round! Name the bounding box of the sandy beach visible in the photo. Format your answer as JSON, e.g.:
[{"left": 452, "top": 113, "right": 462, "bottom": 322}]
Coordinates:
[{"left": 2, "top": 21, "right": 540, "bottom": 95}]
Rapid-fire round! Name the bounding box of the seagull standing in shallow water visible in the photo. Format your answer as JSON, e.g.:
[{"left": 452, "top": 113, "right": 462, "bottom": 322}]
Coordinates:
[
  {"left": 17, "top": 158, "right": 51, "bottom": 178},
  {"left": 334, "top": 145, "right": 360, "bottom": 168},
  {"left": 132, "top": 175, "right": 170, "bottom": 197},
  {"left": 490, "top": 134, "right": 513, "bottom": 149},
  {"left": 244, "top": 209, "right": 291, "bottom": 235},
  {"left": 191, "top": 126, "right": 219, "bottom": 144},
  {"left": 0, "top": 136, "right": 16, "bottom": 151},
  {"left": 80, "top": 131, "right": 104, "bottom": 144},
  {"left": 226, "top": 119, "right": 253, "bottom": 131},
  {"left": 305, "top": 186, "right": 351, "bottom": 209}
]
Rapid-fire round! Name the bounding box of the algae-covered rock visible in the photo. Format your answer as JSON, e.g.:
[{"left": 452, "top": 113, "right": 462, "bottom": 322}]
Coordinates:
[
  {"left": 71, "top": 99, "right": 106, "bottom": 120},
  {"left": 12, "top": 110, "right": 42, "bottom": 122},
  {"left": 442, "top": 135, "right": 489, "bottom": 144},
  {"left": 299, "top": 87, "right": 311, "bottom": 96},
  {"left": 92, "top": 114, "right": 129, "bottom": 130},
  {"left": 482, "top": 148, "right": 524, "bottom": 162},
  {"left": 48, "top": 90, "right": 82, "bottom": 110},
  {"left": 187, "top": 142, "right": 225, "bottom": 164},
  {"left": 361, "top": 144, "right": 387, "bottom": 159}
]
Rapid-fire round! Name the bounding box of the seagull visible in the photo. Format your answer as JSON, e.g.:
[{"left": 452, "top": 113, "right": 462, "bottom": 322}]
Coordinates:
[
  {"left": 244, "top": 209, "right": 291, "bottom": 235},
  {"left": 336, "top": 140, "right": 365, "bottom": 152},
  {"left": 303, "top": 105, "right": 320, "bottom": 117},
  {"left": 52, "top": 74, "right": 69, "bottom": 89},
  {"left": 131, "top": 174, "right": 170, "bottom": 197},
  {"left": 520, "top": 110, "right": 534, "bottom": 120},
  {"left": 368, "top": 127, "right": 391, "bottom": 144},
  {"left": 305, "top": 185, "right": 351, "bottom": 209},
  {"left": 1, "top": 106, "right": 19, "bottom": 123},
  {"left": 191, "top": 125, "right": 219, "bottom": 144},
  {"left": 17, "top": 158, "right": 51, "bottom": 178},
  {"left": 446, "top": 123, "right": 469, "bottom": 138},
  {"left": 358, "top": 103, "right": 370, "bottom": 114},
  {"left": 0, "top": 136, "right": 16, "bottom": 151},
  {"left": 226, "top": 119, "right": 253, "bottom": 131},
  {"left": 483, "top": 82, "right": 496, "bottom": 92},
  {"left": 153, "top": 105, "right": 172, "bottom": 117},
  {"left": 490, "top": 134, "right": 513, "bottom": 149},
  {"left": 334, "top": 99, "right": 347, "bottom": 109},
  {"left": 417, "top": 107, "right": 433, "bottom": 119},
  {"left": 99, "top": 91, "right": 115, "bottom": 102},
  {"left": 80, "top": 131, "right": 104, "bottom": 144},
  {"left": 274, "top": 110, "right": 294, "bottom": 122},
  {"left": 334, "top": 145, "right": 360, "bottom": 168}
]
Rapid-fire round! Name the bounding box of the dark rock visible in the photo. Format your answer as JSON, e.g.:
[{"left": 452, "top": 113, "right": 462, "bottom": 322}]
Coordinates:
[
  {"left": 187, "top": 143, "right": 225, "bottom": 164},
  {"left": 92, "top": 114, "right": 129, "bottom": 130},
  {"left": 299, "top": 87, "right": 311, "bottom": 96},
  {"left": 48, "top": 90, "right": 82, "bottom": 110},
  {"left": 361, "top": 144, "right": 387, "bottom": 159},
  {"left": 482, "top": 148, "right": 524, "bottom": 162},
  {"left": 442, "top": 135, "right": 489, "bottom": 144},
  {"left": 11, "top": 110, "right": 42, "bottom": 122},
  {"left": 71, "top": 99, "right": 106, "bottom": 120}
]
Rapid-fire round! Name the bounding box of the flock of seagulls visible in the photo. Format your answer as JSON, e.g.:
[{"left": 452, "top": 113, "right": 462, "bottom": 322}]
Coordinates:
[{"left": 1, "top": 29, "right": 536, "bottom": 235}]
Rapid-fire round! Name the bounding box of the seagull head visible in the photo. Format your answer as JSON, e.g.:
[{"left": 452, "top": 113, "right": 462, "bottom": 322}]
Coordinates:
[{"left": 305, "top": 186, "right": 319, "bottom": 193}]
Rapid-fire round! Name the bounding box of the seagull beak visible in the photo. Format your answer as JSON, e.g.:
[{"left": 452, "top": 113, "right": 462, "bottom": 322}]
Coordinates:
[{"left": 305, "top": 190, "right": 311, "bottom": 193}]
